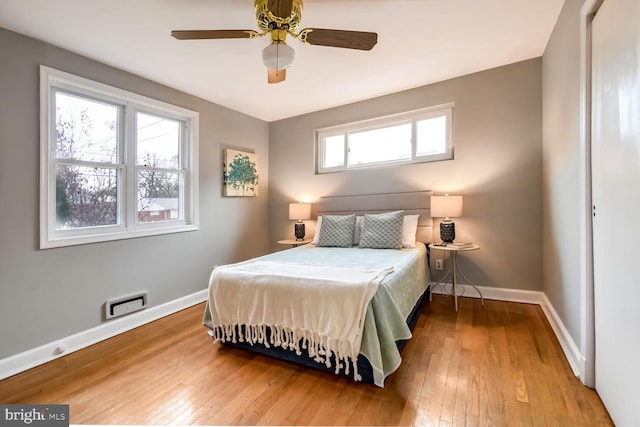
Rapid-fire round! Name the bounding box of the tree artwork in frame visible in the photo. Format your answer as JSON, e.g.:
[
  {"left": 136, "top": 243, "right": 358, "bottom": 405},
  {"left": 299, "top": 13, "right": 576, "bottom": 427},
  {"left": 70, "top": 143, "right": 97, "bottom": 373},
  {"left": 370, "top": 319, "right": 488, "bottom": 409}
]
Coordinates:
[{"left": 223, "top": 149, "right": 259, "bottom": 197}]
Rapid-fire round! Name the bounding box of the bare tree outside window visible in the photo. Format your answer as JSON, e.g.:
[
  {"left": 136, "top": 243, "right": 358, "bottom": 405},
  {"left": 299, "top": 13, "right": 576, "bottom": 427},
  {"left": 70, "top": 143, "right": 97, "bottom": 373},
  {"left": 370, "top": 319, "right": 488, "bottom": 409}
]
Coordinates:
[{"left": 54, "top": 93, "right": 120, "bottom": 229}]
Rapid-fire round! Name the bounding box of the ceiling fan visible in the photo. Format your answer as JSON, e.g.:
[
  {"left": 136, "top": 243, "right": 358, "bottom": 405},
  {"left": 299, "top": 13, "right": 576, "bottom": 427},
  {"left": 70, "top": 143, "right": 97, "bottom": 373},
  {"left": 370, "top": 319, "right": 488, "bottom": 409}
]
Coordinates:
[{"left": 171, "top": 0, "right": 378, "bottom": 84}]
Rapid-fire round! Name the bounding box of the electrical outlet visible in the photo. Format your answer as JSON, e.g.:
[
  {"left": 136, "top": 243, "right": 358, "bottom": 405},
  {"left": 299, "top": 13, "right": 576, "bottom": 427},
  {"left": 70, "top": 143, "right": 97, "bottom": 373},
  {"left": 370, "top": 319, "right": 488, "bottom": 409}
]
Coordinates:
[{"left": 435, "top": 259, "right": 443, "bottom": 270}]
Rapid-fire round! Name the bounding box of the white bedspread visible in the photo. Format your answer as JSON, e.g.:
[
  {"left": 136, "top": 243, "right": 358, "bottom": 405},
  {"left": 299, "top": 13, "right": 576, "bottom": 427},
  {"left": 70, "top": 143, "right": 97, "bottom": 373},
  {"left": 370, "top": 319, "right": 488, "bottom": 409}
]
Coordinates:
[{"left": 207, "top": 259, "right": 393, "bottom": 380}]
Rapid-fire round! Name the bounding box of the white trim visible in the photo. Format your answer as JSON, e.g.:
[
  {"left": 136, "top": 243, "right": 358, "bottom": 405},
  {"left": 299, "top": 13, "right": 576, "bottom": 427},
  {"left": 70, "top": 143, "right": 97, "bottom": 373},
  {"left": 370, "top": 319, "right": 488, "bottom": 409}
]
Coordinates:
[
  {"left": 39, "top": 65, "right": 200, "bottom": 249},
  {"left": 316, "top": 103, "right": 454, "bottom": 174},
  {"left": 430, "top": 283, "right": 581, "bottom": 377},
  {"left": 429, "top": 282, "right": 544, "bottom": 304},
  {"left": 0, "top": 289, "right": 208, "bottom": 381},
  {"left": 540, "top": 293, "right": 582, "bottom": 378},
  {"left": 2, "top": 285, "right": 583, "bottom": 383},
  {"left": 578, "top": 0, "right": 602, "bottom": 388}
]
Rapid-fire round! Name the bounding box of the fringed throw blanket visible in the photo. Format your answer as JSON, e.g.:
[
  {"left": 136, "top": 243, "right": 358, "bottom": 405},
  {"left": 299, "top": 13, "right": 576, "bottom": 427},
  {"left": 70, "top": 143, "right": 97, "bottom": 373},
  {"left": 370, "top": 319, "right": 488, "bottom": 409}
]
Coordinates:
[{"left": 207, "top": 260, "right": 393, "bottom": 381}]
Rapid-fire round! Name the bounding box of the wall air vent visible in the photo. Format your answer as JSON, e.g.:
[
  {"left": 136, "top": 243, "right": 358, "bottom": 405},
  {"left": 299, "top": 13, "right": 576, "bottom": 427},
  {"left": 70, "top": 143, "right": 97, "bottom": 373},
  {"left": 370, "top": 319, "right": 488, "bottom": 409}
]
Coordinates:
[{"left": 105, "top": 291, "right": 148, "bottom": 319}]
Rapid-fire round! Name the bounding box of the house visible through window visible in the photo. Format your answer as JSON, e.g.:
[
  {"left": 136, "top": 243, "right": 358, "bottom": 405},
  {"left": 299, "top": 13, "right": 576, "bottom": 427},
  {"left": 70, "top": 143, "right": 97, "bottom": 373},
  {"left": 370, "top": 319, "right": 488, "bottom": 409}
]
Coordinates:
[
  {"left": 136, "top": 112, "right": 183, "bottom": 224},
  {"left": 316, "top": 104, "right": 453, "bottom": 173},
  {"left": 41, "top": 66, "right": 199, "bottom": 248}
]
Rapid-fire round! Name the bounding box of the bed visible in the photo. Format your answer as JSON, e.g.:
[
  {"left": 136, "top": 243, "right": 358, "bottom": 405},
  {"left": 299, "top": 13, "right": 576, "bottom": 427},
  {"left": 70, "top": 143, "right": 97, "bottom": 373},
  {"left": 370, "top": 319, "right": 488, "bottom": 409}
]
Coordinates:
[{"left": 203, "top": 191, "right": 433, "bottom": 387}]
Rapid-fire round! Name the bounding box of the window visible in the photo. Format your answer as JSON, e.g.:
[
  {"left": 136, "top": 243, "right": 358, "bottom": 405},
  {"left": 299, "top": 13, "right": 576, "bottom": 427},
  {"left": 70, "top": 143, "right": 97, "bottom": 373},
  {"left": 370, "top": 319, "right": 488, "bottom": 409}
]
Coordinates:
[
  {"left": 40, "top": 66, "right": 199, "bottom": 248},
  {"left": 316, "top": 104, "right": 453, "bottom": 173}
]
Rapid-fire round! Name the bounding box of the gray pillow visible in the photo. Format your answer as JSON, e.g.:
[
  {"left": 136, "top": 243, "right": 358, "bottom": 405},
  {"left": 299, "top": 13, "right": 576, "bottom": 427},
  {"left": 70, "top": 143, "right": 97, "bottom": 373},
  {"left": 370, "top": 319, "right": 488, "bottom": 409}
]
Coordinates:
[
  {"left": 317, "top": 214, "right": 356, "bottom": 247},
  {"left": 358, "top": 211, "right": 404, "bottom": 249}
]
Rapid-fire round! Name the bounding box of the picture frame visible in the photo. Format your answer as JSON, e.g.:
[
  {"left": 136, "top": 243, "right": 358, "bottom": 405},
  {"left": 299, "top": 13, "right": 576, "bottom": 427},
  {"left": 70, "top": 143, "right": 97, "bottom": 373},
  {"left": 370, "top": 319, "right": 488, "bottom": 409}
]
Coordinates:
[{"left": 223, "top": 149, "right": 259, "bottom": 197}]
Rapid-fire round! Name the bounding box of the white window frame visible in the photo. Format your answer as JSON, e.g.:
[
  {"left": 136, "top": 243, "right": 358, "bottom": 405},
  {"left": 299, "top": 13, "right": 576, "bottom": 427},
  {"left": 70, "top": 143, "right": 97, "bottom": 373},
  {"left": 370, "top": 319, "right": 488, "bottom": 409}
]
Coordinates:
[
  {"left": 40, "top": 66, "right": 199, "bottom": 249},
  {"left": 315, "top": 103, "right": 454, "bottom": 174}
]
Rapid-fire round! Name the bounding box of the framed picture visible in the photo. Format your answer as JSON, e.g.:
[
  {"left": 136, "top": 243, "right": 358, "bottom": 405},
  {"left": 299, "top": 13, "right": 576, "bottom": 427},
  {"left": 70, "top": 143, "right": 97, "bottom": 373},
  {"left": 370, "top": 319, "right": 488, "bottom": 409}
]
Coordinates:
[{"left": 223, "top": 149, "right": 259, "bottom": 197}]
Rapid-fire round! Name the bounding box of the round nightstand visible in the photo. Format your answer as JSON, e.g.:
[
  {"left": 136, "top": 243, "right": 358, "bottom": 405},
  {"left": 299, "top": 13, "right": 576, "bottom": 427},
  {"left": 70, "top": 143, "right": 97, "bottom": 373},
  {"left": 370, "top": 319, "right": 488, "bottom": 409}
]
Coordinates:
[
  {"left": 277, "top": 239, "right": 312, "bottom": 248},
  {"left": 428, "top": 243, "right": 483, "bottom": 311}
]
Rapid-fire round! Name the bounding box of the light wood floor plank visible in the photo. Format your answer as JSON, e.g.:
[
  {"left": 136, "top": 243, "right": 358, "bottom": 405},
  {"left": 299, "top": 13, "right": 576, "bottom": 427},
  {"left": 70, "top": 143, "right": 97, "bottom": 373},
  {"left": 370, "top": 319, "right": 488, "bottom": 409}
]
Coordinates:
[{"left": 0, "top": 296, "right": 613, "bottom": 426}]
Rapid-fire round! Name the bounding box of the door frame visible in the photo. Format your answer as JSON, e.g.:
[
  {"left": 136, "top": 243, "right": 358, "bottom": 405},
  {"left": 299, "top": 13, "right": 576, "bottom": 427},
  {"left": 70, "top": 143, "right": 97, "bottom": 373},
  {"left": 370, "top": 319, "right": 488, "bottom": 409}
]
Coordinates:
[{"left": 578, "top": 0, "right": 604, "bottom": 388}]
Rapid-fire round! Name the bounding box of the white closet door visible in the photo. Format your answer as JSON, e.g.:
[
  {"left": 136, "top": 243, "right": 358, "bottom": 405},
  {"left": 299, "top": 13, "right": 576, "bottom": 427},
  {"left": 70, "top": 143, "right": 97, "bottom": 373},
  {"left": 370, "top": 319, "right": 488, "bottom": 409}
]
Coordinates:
[{"left": 591, "top": 0, "right": 640, "bottom": 424}]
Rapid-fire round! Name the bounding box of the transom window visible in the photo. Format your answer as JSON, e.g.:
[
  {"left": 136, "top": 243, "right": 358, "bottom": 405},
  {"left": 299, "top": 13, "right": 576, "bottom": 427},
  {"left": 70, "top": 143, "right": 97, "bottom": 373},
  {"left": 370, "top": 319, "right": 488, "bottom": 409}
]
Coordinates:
[
  {"left": 316, "top": 104, "right": 453, "bottom": 173},
  {"left": 40, "top": 66, "right": 199, "bottom": 248}
]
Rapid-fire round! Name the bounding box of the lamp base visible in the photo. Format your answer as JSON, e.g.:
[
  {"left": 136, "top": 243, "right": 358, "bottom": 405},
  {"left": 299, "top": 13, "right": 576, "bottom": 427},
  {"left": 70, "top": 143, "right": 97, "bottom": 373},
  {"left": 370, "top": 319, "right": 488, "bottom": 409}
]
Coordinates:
[
  {"left": 440, "top": 221, "right": 455, "bottom": 243},
  {"left": 294, "top": 222, "right": 305, "bottom": 241}
]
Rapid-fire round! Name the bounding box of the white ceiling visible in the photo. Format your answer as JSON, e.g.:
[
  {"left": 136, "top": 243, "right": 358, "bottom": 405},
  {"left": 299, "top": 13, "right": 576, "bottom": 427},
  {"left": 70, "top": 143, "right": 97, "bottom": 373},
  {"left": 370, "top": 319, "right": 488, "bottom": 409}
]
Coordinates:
[{"left": 0, "top": 0, "right": 564, "bottom": 122}]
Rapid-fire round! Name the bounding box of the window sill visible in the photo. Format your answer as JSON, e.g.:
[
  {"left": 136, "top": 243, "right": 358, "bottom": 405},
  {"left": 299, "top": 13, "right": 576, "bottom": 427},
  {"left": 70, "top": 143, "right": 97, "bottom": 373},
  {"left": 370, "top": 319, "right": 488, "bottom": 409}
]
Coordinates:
[{"left": 40, "top": 224, "right": 199, "bottom": 249}]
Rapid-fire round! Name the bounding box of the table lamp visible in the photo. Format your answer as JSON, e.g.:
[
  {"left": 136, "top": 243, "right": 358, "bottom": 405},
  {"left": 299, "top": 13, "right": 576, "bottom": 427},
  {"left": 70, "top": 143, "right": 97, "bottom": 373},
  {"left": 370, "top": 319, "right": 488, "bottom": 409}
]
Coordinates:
[
  {"left": 430, "top": 194, "right": 463, "bottom": 243},
  {"left": 289, "top": 202, "right": 311, "bottom": 240}
]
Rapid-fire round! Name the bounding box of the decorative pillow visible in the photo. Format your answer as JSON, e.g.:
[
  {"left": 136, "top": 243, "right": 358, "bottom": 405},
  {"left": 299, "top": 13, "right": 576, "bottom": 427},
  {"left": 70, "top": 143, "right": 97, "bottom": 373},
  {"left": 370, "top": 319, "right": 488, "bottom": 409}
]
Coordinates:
[
  {"left": 317, "top": 214, "right": 357, "bottom": 247},
  {"left": 314, "top": 213, "right": 417, "bottom": 246},
  {"left": 358, "top": 210, "right": 404, "bottom": 249},
  {"left": 401, "top": 214, "right": 420, "bottom": 248},
  {"left": 312, "top": 215, "right": 364, "bottom": 245}
]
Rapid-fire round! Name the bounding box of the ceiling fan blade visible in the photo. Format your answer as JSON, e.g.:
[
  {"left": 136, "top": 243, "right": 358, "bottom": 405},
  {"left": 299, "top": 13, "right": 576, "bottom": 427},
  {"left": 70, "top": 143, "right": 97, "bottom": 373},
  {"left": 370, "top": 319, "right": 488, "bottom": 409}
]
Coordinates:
[
  {"left": 300, "top": 28, "right": 378, "bottom": 51},
  {"left": 171, "top": 30, "right": 256, "bottom": 40},
  {"left": 268, "top": 68, "right": 287, "bottom": 84},
  {"left": 267, "top": 0, "right": 294, "bottom": 19}
]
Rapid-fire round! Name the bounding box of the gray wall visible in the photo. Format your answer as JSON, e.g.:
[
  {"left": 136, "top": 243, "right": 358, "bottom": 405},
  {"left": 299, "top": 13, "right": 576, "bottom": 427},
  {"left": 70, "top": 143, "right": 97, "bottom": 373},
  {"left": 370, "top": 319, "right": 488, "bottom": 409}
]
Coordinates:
[
  {"left": 268, "top": 59, "right": 543, "bottom": 291},
  {"left": 0, "top": 28, "right": 270, "bottom": 359},
  {"left": 541, "top": 0, "right": 585, "bottom": 351}
]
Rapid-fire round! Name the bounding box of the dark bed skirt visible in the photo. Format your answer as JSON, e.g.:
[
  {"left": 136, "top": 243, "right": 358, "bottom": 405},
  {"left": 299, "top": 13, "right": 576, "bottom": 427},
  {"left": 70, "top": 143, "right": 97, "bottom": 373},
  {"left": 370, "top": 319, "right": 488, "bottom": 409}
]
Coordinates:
[{"left": 218, "top": 289, "right": 428, "bottom": 384}]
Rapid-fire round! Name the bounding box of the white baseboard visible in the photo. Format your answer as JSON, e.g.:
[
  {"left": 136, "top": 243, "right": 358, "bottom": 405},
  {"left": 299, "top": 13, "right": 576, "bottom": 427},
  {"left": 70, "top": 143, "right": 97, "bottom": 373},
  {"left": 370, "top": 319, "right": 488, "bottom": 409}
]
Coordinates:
[
  {"left": 1, "top": 285, "right": 583, "bottom": 382},
  {"left": 539, "top": 293, "right": 582, "bottom": 378},
  {"left": 429, "top": 282, "right": 581, "bottom": 377},
  {"left": 429, "top": 282, "right": 545, "bottom": 304},
  {"left": 0, "top": 289, "right": 208, "bottom": 381}
]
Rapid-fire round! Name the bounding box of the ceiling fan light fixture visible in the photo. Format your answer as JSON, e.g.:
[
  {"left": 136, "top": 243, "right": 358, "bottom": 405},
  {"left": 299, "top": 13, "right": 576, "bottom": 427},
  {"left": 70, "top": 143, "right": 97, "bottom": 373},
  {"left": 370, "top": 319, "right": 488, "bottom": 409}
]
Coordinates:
[
  {"left": 172, "top": 0, "right": 378, "bottom": 84},
  {"left": 262, "top": 42, "right": 295, "bottom": 71}
]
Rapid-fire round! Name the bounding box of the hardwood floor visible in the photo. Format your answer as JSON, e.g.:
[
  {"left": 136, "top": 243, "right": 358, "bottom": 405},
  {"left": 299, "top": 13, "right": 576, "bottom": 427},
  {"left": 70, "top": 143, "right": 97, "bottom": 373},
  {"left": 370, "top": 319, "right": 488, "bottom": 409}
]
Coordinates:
[{"left": 0, "top": 296, "right": 613, "bottom": 426}]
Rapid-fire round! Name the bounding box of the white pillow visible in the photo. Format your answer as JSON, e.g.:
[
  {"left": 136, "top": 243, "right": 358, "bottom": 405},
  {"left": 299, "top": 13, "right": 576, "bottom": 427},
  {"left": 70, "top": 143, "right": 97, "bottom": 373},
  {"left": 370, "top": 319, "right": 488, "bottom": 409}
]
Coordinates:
[
  {"left": 354, "top": 216, "right": 364, "bottom": 244},
  {"left": 311, "top": 216, "right": 323, "bottom": 245},
  {"left": 401, "top": 214, "right": 420, "bottom": 248},
  {"left": 312, "top": 215, "right": 364, "bottom": 245}
]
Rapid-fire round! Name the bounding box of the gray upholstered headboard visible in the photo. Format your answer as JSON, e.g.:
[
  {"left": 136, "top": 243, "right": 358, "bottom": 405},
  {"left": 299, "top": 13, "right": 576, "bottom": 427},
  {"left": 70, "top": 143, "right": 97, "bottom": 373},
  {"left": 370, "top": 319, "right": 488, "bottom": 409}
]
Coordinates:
[{"left": 316, "top": 191, "right": 433, "bottom": 244}]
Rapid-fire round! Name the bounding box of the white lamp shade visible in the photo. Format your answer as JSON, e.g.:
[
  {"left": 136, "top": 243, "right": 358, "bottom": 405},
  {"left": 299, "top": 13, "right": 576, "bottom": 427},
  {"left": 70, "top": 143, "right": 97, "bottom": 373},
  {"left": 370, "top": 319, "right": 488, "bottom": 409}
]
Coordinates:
[
  {"left": 430, "top": 195, "right": 463, "bottom": 218},
  {"left": 289, "top": 203, "right": 311, "bottom": 221},
  {"left": 262, "top": 42, "right": 295, "bottom": 70}
]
